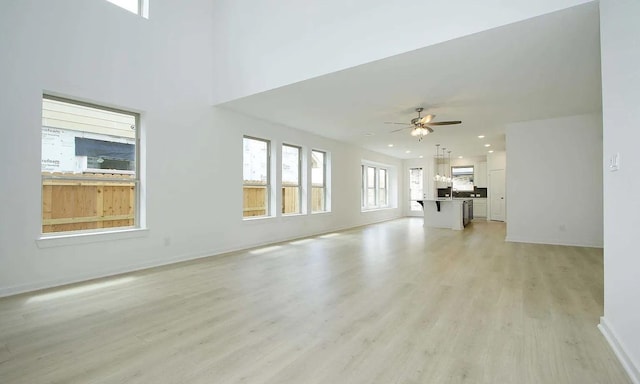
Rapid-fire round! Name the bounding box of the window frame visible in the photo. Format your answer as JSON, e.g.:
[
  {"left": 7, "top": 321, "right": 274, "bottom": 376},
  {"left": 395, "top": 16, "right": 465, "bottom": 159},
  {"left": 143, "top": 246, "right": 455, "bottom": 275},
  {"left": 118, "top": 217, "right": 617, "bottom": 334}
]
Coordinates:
[
  {"left": 243, "top": 136, "right": 272, "bottom": 219},
  {"left": 378, "top": 168, "right": 388, "bottom": 207},
  {"left": 361, "top": 162, "right": 392, "bottom": 210},
  {"left": 40, "top": 94, "right": 142, "bottom": 236},
  {"left": 311, "top": 149, "right": 328, "bottom": 213},
  {"left": 281, "top": 143, "right": 302, "bottom": 215}
]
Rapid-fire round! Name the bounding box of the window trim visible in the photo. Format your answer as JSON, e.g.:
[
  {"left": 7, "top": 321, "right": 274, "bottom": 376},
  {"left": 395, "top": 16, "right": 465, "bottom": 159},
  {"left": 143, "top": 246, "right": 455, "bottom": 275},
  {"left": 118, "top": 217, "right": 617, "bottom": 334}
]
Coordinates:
[{"left": 40, "top": 94, "right": 142, "bottom": 237}]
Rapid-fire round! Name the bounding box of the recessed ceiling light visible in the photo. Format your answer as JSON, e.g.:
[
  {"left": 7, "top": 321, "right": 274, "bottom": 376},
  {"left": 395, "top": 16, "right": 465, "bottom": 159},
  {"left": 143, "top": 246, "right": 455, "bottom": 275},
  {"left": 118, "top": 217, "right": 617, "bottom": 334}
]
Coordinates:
[
  {"left": 484, "top": 144, "right": 491, "bottom": 147},
  {"left": 488, "top": 150, "right": 494, "bottom": 153},
  {"left": 419, "top": 155, "right": 424, "bottom": 158},
  {"left": 388, "top": 144, "right": 394, "bottom": 147},
  {"left": 405, "top": 150, "right": 411, "bottom": 154},
  {"left": 478, "top": 135, "right": 485, "bottom": 139},
  {"left": 458, "top": 156, "right": 463, "bottom": 159}
]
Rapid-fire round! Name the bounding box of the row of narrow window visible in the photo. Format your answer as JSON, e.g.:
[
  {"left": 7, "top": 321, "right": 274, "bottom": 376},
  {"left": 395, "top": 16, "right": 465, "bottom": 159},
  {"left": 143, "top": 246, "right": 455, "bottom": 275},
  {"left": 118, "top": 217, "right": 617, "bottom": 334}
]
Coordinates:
[{"left": 242, "top": 137, "right": 329, "bottom": 218}]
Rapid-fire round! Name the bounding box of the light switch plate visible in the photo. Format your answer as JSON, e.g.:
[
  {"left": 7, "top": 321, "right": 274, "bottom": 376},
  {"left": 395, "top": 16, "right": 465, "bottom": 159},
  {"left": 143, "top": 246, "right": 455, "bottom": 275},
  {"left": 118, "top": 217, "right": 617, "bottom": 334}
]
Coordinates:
[{"left": 609, "top": 153, "right": 620, "bottom": 172}]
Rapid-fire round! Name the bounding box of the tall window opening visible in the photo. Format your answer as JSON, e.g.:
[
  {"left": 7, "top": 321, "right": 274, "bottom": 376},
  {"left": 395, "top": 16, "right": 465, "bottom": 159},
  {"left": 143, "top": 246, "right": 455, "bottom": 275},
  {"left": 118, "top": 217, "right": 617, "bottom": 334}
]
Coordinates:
[
  {"left": 409, "top": 168, "right": 424, "bottom": 211},
  {"left": 41, "top": 96, "right": 139, "bottom": 234},
  {"left": 243, "top": 137, "right": 270, "bottom": 217},
  {"left": 282, "top": 144, "right": 301, "bottom": 214},
  {"left": 378, "top": 168, "right": 388, "bottom": 206},
  {"left": 311, "top": 150, "right": 327, "bottom": 213}
]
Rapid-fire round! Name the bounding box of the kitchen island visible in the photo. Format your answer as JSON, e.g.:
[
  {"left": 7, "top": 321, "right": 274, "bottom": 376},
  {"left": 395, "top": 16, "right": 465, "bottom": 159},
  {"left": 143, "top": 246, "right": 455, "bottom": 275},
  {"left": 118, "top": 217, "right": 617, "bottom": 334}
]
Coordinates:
[{"left": 422, "top": 199, "right": 473, "bottom": 230}]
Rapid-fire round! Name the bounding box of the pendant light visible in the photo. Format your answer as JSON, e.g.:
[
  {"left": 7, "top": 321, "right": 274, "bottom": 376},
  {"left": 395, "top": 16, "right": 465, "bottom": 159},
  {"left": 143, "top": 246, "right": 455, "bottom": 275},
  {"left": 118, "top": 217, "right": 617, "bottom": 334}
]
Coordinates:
[
  {"left": 442, "top": 147, "right": 447, "bottom": 184},
  {"left": 447, "top": 150, "right": 452, "bottom": 184},
  {"left": 433, "top": 144, "right": 441, "bottom": 182}
]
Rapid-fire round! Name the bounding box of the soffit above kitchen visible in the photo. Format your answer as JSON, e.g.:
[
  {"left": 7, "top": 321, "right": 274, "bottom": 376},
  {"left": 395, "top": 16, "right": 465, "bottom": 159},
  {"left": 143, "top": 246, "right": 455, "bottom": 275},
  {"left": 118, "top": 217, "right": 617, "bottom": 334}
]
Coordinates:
[{"left": 219, "top": 3, "right": 601, "bottom": 159}]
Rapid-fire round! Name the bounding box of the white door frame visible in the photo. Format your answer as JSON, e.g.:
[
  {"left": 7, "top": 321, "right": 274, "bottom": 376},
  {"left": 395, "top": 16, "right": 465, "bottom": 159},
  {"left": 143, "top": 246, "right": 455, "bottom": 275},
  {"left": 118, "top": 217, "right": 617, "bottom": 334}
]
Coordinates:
[
  {"left": 489, "top": 169, "right": 506, "bottom": 221},
  {"left": 407, "top": 166, "right": 425, "bottom": 217}
]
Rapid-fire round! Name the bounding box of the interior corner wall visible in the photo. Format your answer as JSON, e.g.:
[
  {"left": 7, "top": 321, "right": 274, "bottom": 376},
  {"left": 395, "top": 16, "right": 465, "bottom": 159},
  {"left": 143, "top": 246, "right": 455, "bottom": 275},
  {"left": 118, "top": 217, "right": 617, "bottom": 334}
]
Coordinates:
[
  {"left": 599, "top": 0, "right": 640, "bottom": 382},
  {"left": 210, "top": 0, "right": 594, "bottom": 104},
  {"left": 505, "top": 114, "right": 603, "bottom": 247},
  {"left": 0, "top": 0, "right": 402, "bottom": 297}
]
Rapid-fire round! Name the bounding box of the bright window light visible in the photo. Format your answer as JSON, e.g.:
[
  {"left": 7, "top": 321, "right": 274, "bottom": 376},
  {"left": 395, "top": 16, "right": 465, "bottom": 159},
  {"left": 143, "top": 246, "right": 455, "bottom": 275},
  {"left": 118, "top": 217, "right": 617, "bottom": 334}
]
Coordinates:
[
  {"left": 319, "top": 233, "right": 340, "bottom": 239},
  {"left": 106, "top": 0, "right": 140, "bottom": 15},
  {"left": 249, "top": 245, "right": 282, "bottom": 255},
  {"left": 27, "top": 276, "right": 136, "bottom": 303},
  {"left": 290, "top": 239, "right": 314, "bottom": 245}
]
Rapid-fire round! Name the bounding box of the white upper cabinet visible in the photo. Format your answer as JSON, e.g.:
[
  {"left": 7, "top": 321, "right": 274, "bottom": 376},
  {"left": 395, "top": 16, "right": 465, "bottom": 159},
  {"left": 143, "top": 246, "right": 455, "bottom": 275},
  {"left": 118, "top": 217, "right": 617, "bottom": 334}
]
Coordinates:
[{"left": 475, "top": 161, "right": 487, "bottom": 188}]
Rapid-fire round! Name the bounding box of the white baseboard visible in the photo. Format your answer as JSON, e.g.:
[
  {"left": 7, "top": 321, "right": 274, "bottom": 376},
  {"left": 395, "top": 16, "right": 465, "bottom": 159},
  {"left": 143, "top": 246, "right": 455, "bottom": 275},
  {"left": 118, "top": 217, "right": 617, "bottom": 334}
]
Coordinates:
[
  {"left": 505, "top": 235, "right": 603, "bottom": 248},
  {"left": 0, "top": 249, "right": 220, "bottom": 298},
  {"left": 0, "top": 216, "right": 403, "bottom": 298},
  {"left": 599, "top": 317, "right": 640, "bottom": 384}
]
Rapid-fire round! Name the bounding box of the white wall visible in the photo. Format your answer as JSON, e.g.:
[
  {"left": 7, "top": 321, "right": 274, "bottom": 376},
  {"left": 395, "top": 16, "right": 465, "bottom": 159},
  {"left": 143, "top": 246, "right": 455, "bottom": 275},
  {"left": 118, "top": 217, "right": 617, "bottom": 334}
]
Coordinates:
[
  {"left": 210, "top": 0, "right": 594, "bottom": 103},
  {"left": 487, "top": 151, "right": 507, "bottom": 172},
  {"left": 599, "top": 0, "right": 640, "bottom": 382},
  {"left": 505, "top": 115, "right": 603, "bottom": 247},
  {"left": 0, "top": 0, "right": 402, "bottom": 296}
]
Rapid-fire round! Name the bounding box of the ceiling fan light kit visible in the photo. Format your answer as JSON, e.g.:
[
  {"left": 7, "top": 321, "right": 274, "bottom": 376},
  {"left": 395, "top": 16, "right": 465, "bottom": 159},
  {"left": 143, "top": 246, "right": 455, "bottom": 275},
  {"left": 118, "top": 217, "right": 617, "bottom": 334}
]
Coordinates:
[{"left": 385, "top": 107, "right": 462, "bottom": 142}]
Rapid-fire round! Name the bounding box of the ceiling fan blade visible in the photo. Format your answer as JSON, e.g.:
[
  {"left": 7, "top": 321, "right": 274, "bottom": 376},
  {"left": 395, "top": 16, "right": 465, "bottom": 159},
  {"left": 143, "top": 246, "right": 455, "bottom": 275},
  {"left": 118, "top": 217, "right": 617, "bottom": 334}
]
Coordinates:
[
  {"left": 426, "top": 126, "right": 434, "bottom": 133},
  {"left": 419, "top": 114, "right": 435, "bottom": 124},
  {"left": 384, "top": 122, "right": 410, "bottom": 125},
  {"left": 390, "top": 126, "right": 410, "bottom": 133},
  {"left": 426, "top": 121, "right": 462, "bottom": 126}
]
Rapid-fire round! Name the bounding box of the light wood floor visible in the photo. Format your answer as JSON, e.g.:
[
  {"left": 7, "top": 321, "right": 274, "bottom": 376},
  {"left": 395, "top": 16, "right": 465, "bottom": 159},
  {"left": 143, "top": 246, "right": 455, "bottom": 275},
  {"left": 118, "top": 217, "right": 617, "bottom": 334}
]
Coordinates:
[{"left": 0, "top": 219, "right": 630, "bottom": 384}]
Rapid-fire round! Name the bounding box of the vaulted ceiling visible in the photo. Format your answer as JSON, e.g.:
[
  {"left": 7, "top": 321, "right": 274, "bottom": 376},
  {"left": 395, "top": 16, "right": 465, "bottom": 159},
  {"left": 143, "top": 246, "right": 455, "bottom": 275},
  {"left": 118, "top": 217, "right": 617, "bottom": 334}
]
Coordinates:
[{"left": 220, "top": 3, "right": 601, "bottom": 159}]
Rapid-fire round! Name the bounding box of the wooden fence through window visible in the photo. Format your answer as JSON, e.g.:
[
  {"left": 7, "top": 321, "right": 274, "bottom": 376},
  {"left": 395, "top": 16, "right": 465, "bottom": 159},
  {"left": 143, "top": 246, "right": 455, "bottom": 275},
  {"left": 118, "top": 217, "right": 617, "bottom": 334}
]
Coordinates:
[
  {"left": 42, "top": 173, "right": 135, "bottom": 233},
  {"left": 42, "top": 175, "right": 326, "bottom": 231},
  {"left": 243, "top": 185, "right": 325, "bottom": 217}
]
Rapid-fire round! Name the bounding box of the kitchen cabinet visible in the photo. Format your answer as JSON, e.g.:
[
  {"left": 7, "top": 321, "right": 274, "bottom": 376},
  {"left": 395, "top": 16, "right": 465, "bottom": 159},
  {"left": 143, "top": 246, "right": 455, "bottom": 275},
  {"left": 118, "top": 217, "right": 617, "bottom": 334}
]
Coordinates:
[
  {"left": 475, "top": 161, "right": 487, "bottom": 188},
  {"left": 424, "top": 199, "right": 472, "bottom": 230},
  {"left": 472, "top": 198, "right": 487, "bottom": 218}
]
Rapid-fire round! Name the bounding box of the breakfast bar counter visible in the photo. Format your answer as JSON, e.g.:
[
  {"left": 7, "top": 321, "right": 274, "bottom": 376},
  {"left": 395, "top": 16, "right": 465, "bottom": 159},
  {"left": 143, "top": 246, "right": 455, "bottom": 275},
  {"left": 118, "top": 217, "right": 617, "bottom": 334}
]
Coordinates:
[{"left": 421, "top": 199, "right": 473, "bottom": 230}]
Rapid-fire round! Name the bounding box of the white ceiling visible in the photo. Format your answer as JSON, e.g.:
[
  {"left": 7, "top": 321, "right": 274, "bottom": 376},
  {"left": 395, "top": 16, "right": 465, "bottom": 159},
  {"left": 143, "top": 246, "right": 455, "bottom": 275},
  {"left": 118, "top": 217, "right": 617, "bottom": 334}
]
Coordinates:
[{"left": 219, "top": 3, "right": 601, "bottom": 160}]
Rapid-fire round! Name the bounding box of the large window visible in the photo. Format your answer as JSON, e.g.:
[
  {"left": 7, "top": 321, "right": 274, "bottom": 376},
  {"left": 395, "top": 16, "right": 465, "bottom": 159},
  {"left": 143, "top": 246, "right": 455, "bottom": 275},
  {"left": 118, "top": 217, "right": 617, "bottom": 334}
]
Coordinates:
[
  {"left": 41, "top": 96, "right": 139, "bottom": 234},
  {"left": 105, "top": 0, "right": 148, "bottom": 17},
  {"left": 243, "top": 137, "right": 270, "bottom": 217},
  {"left": 362, "top": 164, "right": 390, "bottom": 209},
  {"left": 452, "top": 166, "right": 474, "bottom": 192},
  {"left": 282, "top": 144, "right": 301, "bottom": 214},
  {"left": 311, "top": 150, "right": 327, "bottom": 213}
]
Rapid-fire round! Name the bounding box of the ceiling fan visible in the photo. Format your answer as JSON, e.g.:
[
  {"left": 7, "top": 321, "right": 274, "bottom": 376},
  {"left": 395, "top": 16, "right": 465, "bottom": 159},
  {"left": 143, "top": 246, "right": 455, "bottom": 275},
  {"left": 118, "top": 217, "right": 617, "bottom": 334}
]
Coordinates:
[{"left": 385, "top": 107, "right": 462, "bottom": 141}]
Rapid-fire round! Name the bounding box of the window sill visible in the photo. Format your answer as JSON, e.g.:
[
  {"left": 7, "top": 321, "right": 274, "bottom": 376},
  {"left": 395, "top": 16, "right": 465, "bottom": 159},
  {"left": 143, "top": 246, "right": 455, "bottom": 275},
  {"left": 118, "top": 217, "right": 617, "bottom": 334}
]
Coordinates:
[
  {"left": 242, "top": 215, "right": 275, "bottom": 223},
  {"left": 36, "top": 227, "right": 149, "bottom": 248},
  {"left": 311, "top": 210, "right": 331, "bottom": 215},
  {"left": 361, "top": 207, "right": 394, "bottom": 213},
  {"left": 281, "top": 213, "right": 306, "bottom": 218}
]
